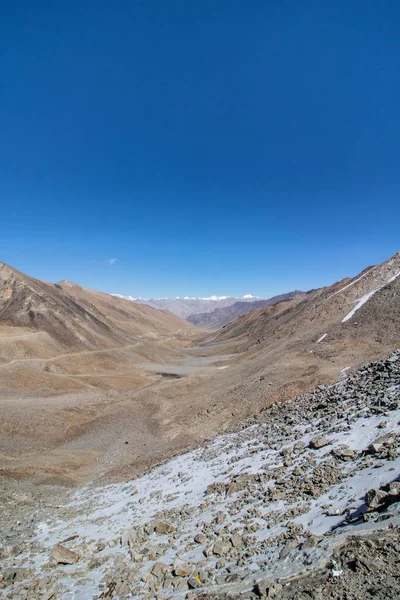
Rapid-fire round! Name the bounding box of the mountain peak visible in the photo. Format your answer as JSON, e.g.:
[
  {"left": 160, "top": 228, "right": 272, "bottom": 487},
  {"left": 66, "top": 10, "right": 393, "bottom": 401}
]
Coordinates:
[{"left": 58, "top": 279, "right": 80, "bottom": 288}]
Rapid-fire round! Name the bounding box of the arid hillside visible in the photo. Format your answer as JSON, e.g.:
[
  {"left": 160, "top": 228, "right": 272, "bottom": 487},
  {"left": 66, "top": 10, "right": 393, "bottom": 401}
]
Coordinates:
[
  {"left": 174, "top": 250, "right": 400, "bottom": 451},
  {"left": 0, "top": 252, "right": 399, "bottom": 487},
  {"left": 0, "top": 263, "right": 198, "bottom": 353},
  {"left": 213, "top": 252, "right": 400, "bottom": 348},
  {"left": 0, "top": 262, "right": 201, "bottom": 393}
]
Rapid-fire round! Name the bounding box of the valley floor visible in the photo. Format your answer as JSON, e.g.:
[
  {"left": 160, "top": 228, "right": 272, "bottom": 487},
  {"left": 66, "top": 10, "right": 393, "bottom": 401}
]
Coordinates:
[
  {"left": 0, "top": 339, "right": 240, "bottom": 484},
  {"left": 1, "top": 351, "right": 399, "bottom": 599}
]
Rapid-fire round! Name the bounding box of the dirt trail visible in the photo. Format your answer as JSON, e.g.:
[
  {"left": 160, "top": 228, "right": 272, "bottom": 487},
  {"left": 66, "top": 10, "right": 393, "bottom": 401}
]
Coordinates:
[{"left": 0, "top": 341, "right": 144, "bottom": 368}]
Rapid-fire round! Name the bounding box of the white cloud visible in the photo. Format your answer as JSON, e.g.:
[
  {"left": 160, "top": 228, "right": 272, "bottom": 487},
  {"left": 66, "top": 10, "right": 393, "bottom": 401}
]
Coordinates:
[{"left": 108, "top": 258, "right": 117, "bottom": 265}]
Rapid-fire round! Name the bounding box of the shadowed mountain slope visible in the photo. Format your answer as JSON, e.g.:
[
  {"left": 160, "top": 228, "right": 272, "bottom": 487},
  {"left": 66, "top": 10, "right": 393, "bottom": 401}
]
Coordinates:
[
  {"left": 212, "top": 252, "right": 400, "bottom": 352},
  {"left": 0, "top": 262, "right": 198, "bottom": 355}
]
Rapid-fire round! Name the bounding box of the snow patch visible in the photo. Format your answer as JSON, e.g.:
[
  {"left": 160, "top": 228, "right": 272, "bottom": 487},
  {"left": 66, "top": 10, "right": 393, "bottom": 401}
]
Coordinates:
[
  {"left": 112, "top": 294, "right": 148, "bottom": 302},
  {"left": 342, "top": 271, "right": 400, "bottom": 322},
  {"left": 326, "top": 270, "right": 371, "bottom": 301}
]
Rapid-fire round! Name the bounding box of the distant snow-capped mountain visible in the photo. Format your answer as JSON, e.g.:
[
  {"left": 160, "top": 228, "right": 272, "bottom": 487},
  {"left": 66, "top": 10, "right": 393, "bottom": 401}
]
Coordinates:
[
  {"left": 187, "top": 290, "right": 304, "bottom": 329},
  {"left": 111, "top": 294, "right": 264, "bottom": 319}
]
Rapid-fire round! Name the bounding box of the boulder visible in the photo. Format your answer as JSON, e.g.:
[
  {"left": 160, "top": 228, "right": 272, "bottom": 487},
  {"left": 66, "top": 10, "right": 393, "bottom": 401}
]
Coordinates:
[
  {"left": 151, "top": 562, "right": 170, "bottom": 581},
  {"left": 302, "top": 536, "right": 317, "bottom": 549},
  {"left": 309, "top": 435, "right": 329, "bottom": 449},
  {"left": 173, "top": 558, "right": 193, "bottom": 577},
  {"left": 255, "top": 579, "right": 283, "bottom": 597},
  {"left": 365, "top": 488, "right": 388, "bottom": 509},
  {"left": 194, "top": 533, "right": 206, "bottom": 544},
  {"left": 332, "top": 447, "right": 358, "bottom": 461},
  {"left": 388, "top": 482, "right": 400, "bottom": 496},
  {"left": 187, "top": 575, "right": 202, "bottom": 589},
  {"left": 50, "top": 545, "right": 79, "bottom": 565},
  {"left": 231, "top": 533, "right": 244, "bottom": 550},
  {"left": 153, "top": 520, "right": 176, "bottom": 534},
  {"left": 368, "top": 442, "right": 384, "bottom": 454},
  {"left": 172, "top": 576, "right": 189, "bottom": 590},
  {"left": 212, "top": 539, "right": 232, "bottom": 556}
]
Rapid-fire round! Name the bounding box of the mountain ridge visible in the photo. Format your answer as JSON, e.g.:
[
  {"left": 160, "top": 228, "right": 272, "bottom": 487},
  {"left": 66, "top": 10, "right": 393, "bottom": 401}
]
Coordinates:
[
  {"left": 0, "top": 262, "right": 197, "bottom": 354},
  {"left": 187, "top": 290, "right": 304, "bottom": 329},
  {"left": 112, "top": 294, "right": 267, "bottom": 319}
]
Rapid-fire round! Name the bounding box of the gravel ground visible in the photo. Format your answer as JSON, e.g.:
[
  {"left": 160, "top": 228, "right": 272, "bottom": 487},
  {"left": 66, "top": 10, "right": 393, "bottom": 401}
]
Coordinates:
[{"left": 1, "top": 350, "right": 399, "bottom": 599}]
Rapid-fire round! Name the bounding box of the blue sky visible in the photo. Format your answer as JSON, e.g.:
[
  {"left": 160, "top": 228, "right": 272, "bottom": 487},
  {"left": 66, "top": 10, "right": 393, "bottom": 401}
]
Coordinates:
[{"left": 1, "top": 1, "right": 399, "bottom": 298}]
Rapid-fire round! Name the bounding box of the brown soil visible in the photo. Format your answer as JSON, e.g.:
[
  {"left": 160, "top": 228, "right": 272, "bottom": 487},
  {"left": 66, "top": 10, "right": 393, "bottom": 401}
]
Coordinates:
[{"left": 0, "top": 252, "right": 399, "bottom": 486}]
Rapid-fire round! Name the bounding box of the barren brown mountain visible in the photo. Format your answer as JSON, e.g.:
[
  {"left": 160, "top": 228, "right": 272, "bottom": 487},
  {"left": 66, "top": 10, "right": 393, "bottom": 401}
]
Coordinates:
[
  {"left": 0, "top": 252, "right": 399, "bottom": 485},
  {"left": 187, "top": 290, "right": 303, "bottom": 329}
]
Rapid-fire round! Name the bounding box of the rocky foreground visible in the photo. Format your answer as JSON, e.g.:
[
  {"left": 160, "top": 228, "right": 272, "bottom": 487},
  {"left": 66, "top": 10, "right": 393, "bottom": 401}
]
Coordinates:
[{"left": 1, "top": 351, "right": 400, "bottom": 599}]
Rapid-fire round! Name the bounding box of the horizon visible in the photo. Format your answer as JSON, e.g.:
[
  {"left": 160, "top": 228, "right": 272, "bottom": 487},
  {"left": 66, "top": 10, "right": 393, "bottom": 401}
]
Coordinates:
[
  {"left": 113, "top": 293, "right": 268, "bottom": 301},
  {"left": 2, "top": 249, "right": 399, "bottom": 300},
  {"left": 1, "top": 2, "right": 400, "bottom": 297}
]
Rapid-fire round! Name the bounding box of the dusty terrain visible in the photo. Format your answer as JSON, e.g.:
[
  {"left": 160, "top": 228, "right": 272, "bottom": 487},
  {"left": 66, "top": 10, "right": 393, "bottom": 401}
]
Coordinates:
[
  {"left": 0, "top": 252, "right": 399, "bottom": 486},
  {"left": 0, "top": 251, "right": 400, "bottom": 599},
  {"left": 1, "top": 351, "right": 399, "bottom": 599}
]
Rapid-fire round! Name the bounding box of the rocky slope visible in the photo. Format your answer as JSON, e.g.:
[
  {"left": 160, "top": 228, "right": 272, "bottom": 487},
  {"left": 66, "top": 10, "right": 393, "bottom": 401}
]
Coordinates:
[
  {"left": 187, "top": 291, "right": 302, "bottom": 329},
  {"left": 188, "top": 251, "right": 400, "bottom": 427},
  {"left": 1, "top": 351, "right": 399, "bottom": 599}
]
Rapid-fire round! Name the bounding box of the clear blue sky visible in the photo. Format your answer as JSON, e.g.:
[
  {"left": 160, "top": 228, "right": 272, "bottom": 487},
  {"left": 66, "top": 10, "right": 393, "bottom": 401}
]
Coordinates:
[{"left": 1, "top": 1, "right": 399, "bottom": 298}]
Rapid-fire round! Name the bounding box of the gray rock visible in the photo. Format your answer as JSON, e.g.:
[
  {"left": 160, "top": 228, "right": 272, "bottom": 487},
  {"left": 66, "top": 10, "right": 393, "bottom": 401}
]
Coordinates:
[
  {"left": 279, "top": 539, "right": 297, "bottom": 558},
  {"left": 187, "top": 575, "right": 202, "bottom": 589},
  {"left": 194, "top": 533, "right": 206, "bottom": 544},
  {"left": 302, "top": 536, "right": 317, "bottom": 549},
  {"left": 213, "top": 538, "right": 232, "bottom": 556},
  {"left": 151, "top": 562, "right": 170, "bottom": 581},
  {"left": 173, "top": 558, "right": 193, "bottom": 577},
  {"left": 254, "top": 578, "right": 283, "bottom": 597},
  {"left": 309, "top": 435, "right": 329, "bottom": 449},
  {"left": 225, "top": 572, "right": 242, "bottom": 583},
  {"left": 231, "top": 532, "right": 244, "bottom": 550},
  {"left": 332, "top": 447, "right": 358, "bottom": 461},
  {"left": 153, "top": 520, "right": 176, "bottom": 534},
  {"left": 50, "top": 544, "right": 79, "bottom": 565},
  {"left": 368, "top": 442, "right": 384, "bottom": 454},
  {"left": 388, "top": 482, "right": 400, "bottom": 496},
  {"left": 365, "top": 488, "right": 388, "bottom": 509}
]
